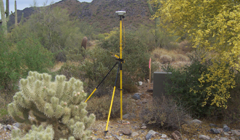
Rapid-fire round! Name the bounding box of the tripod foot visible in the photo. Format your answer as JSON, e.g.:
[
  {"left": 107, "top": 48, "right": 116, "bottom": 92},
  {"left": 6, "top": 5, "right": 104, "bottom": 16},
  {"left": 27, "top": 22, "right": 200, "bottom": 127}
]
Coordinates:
[{"left": 104, "top": 130, "right": 108, "bottom": 136}]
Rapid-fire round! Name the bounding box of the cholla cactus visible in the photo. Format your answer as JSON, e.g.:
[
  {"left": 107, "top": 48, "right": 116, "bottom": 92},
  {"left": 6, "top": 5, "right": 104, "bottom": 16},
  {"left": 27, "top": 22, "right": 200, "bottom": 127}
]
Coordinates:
[
  {"left": 8, "top": 71, "right": 95, "bottom": 140},
  {"left": 12, "top": 125, "right": 54, "bottom": 140}
]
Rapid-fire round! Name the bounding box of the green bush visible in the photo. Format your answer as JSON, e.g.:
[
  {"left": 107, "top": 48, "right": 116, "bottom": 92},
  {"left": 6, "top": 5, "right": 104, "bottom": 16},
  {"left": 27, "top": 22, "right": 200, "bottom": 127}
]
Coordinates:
[
  {"left": 133, "top": 24, "right": 179, "bottom": 50},
  {"left": 223, "top": 72, "right": 240, "bottom": 124},
  {"left": 163, "top": 51, "right": 227, "bottom": 118},
  {"left": 0, "top": 31, "right": 22, "bottom": 91},
  {"left": 0, "top": 30, "right": 54, "bottom": 91},
  {"left": 10, "top": 6, "right": 85, "bottom": 62},
  {"left": 16, "top": 36, "right": 54, "bottom": 74},
  {"left": 100, "top": 29, "right": 151, "bottom": 84}
]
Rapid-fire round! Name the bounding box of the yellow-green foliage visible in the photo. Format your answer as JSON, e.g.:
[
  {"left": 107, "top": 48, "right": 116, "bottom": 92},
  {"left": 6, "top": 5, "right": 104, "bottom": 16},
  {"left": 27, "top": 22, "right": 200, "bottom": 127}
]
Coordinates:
[{"left": 151, "top": 0, "right": 240, "bottom": 108}]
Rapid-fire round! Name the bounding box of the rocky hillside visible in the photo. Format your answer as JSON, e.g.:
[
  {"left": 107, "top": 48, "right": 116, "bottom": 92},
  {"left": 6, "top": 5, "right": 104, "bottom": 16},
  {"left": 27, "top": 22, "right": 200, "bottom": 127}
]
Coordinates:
[{"left": 8, "top": 0, "right": 153, "bottom": 32}]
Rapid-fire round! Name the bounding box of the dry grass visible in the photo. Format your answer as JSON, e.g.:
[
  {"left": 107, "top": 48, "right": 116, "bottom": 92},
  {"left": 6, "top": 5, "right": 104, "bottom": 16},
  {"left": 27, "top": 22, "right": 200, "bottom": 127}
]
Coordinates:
[
  {"left": 140, "top": 95, "right": 187, "bottom": 130},
  {"left": 86, "top": 93, "right": 133, "bottom": 120},
  {"left": 50, "top": 61, "right": 65, "bottom": 72},
  {"left": 178, "top": 40, "right": 194, "bottom": 53},
  {"left": 151, "top": 48, "right": 191, "bottom": 70}
]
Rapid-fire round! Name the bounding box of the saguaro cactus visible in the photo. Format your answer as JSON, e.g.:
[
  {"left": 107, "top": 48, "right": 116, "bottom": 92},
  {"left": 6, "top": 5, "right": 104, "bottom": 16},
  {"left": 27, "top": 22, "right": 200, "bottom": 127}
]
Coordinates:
[
  {"left": 147, "top": 0, "right": 161, "bottom": 45},
  {"left": 8, "top": 71, "right": 95, "bottom": 140},
  {"left": 15, "top": 0, "right": 17, "bottom": 26},
  {"left": 6, "top": 0, "right": 9, "bottom": 17},
  {"left": 0, "top": 0, "right": 7, "bottom": 35}
]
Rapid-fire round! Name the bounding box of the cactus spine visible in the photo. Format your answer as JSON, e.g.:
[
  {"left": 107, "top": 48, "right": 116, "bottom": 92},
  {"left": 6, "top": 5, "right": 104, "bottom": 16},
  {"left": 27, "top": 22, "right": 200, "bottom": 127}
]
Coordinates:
[
  {"left": 15, "top": 0, "right": 17, "bottom": 26},
  {"left": 8, "top": 71, "right": 96, "bottom": 140}
]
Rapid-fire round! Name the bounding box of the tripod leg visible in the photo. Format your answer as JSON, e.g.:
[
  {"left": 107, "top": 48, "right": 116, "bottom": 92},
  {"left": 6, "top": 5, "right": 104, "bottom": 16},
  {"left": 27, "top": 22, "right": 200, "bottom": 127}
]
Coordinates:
[
  {"left": 85, "top": 62, "right": 118, "bottom": 103},
  {"left": 120, "top": 62, "right": 123, "bottom": 121},
  {"left": 104, "top": 62, "right": 120, "bottom": 136}
]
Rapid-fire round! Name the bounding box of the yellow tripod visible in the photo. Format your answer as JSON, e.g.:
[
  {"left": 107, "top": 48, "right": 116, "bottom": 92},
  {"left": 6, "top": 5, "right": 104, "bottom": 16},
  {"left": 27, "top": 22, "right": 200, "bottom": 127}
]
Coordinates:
[{"left": 84, "top": 11, "right": 126, "bottom": 136}]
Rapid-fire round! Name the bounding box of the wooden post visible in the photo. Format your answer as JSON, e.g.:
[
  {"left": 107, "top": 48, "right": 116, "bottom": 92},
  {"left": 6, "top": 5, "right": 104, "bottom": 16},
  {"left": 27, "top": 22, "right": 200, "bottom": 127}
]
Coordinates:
[{"left": 148, "top": 58, "right": 151, "bottom": 89}]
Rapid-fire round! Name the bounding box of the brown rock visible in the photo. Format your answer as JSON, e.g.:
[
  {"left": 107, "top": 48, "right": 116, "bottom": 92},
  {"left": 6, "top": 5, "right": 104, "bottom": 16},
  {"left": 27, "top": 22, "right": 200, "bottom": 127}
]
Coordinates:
[
  {"left": 120, "top": 129, "right": 132, "bottom": 135},
  {"left": 172, "top": 130, "right": 182, "bottom": 140}
]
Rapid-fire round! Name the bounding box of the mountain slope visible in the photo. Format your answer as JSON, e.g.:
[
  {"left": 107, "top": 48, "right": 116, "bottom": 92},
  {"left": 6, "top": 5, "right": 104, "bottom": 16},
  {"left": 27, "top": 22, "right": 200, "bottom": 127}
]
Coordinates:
[{"left": 8, "top": 0, "right": 154, "bottom": 32}]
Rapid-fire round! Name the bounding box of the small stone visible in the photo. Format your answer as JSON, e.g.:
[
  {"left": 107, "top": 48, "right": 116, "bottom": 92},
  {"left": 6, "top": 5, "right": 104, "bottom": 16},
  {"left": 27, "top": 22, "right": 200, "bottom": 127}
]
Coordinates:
[
  {"left": 210, "top": 128, "right": 220, "bottom": 134},
  {"left": 94, "top": 134, "right": 97, "bottom": 136},
  {"left": 230, "top": 137, "right": 235, "bottom": 140},
  {"left": 148, "top": 130, "right": 157, "bottom": 137},
  {"left": 146, "top": 133, "right": 152, "bottom": 140},
  {"left": 120, "top": 129, "right": 132, "bottom": 135},
  {"left": 142, "top": 99, "right": 148, "bottom": 104},
  {"left": 223, "top": 124, "right": 230, "bottom": 132},
  {"left": 220, "top": 137, "right": 228, "bottom": 140},
  {"left": 223, "top": 132, "right": 229, "bottom": 136},
  {"left": 162, "top": 134, "right": 167, "bottom": 138},
  {"left": 110, "top": 133, "right": 120, "bottom": 140},
  {"left": 209, "top": 123, "right": 218, "bottom": 127},
  {"left": 131, "top": 132, "right": 139, "bottom": 137},
  {"left": 141, "top": 126, "right": 147, "bottom": 129},
  {"left": 12, "top": 126, "right": 19, "bottom": 130},
  {"left": 172, "top": 130, "right": 182, "bottom": 140},
  {"left": 132, "top": 94, "right": 141, "bottom": 100},
  {"left": 97, "top": 138, "right": 103, "bottom": 140},
  {"left": 190, "top": 119, "right": 202, "bottom": 125},
  {"left": 217, "top": 128, "right": 223, "bottom": 133},
  {"left": 232, "top": 130, "right": 240, "bottom": 136},
  {"left": 12, "top": 123, "right": 21, "bottom": 128},
  {"left": 6, "top": 125, "right": 12, "bottom": 131},
  {"left": 123, "top": 114, "right": 130, "bottom": 119},
  {"left": 199, "top": 135, "right": 210, "bottom": 140}
]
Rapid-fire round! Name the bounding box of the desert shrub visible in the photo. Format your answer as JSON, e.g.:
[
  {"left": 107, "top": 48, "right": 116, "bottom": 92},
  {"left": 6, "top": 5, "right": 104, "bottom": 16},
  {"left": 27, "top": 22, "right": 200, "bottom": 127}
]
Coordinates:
[
  {"left": 100, "top": 29, "right": 151, "bottom": 83},
  {"left": 140, "top": 95, "right": 187, "bottom": 130},
  {"left": 59, "top": 63, "right": 82, "bottom": 80},
  {"left": 160, "top": 55, "right": 172, "bottom": 64},
  {"left": 175, "top": 54, "right": 190, "bottom": 62},
  {"left": 223, "top": 72, "right": 240, "bottom": 125},
  {"left": 0, "top": 32, "right": 22, "bottom": 91},
  {"left": 65, "top": 46, "right": 86, "bottom": 63},
  {"left": 9, "top": 6, "right": 85, "bottom": 62},
  {"left": 133, "top": 24, "right": 179, "bottom": 50},
  {"left": 178, "top": 40, "right": 193, "bottom": 53},
  {"left": 86, "top": 94, "right": 131, "bottom": 120},
  {"left": 163, "top": 51, "right": 229, "bottom": 118},
  {"left": 16, "top": 36, "right": 54, "bottom": 74}
]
